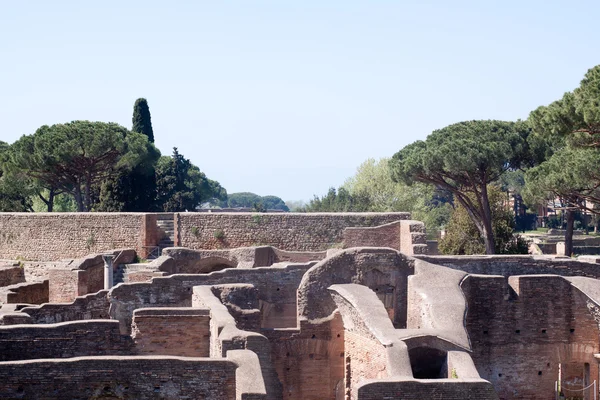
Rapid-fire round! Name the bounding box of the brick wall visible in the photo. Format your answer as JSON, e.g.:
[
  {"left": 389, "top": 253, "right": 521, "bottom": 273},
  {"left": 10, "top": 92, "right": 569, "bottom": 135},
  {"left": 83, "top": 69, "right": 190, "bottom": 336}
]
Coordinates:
[
  {"left": 357, "top": 379, "right": 499, "bottom": 399},
  {"left": 0, "top": 213, "right": 145, "bottom": 261},
  {"left": 19, "top": 290, "right": 110, "bottom": 324},
  {"left": 110, "top": 263, "right": 311, "bottom": 333},
  {"left": 264, "top": 316, "right": 345, "bottom": 400},
  {"left": 416, "top": 255, "right": 600, "bottom": 279},
  {"left": 345, "top": 331, "right": 388, "bottom": 399},
  {"left": 0, "top": 356, "right": 237, "bottom": 399},
  {"left": 0, "top": 264, "right": 25, "bottom": 287},
  {"left": 0, "top": 280, "right": 48, "bottom": 304},
  {"left": 461, "top": 275, "right": 600, "bottom": 399},
  {"left": 0, "top": 320, "right": 133, "bottom": 361},
  {"left": 131, "top": 308, "right": 210, "bottom": 357},
  {"left": 0, "top": 212, "right": 410, "bottom": 261},
  {"left": 178, "top": 212, "right": 410, "bottom": 251}
]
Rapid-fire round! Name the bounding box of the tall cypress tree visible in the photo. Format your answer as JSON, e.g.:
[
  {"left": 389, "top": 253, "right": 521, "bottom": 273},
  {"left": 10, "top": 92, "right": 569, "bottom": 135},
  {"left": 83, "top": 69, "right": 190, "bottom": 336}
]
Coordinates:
[{"left": 132, "top": 98, "right": 154, "bottom": 143}]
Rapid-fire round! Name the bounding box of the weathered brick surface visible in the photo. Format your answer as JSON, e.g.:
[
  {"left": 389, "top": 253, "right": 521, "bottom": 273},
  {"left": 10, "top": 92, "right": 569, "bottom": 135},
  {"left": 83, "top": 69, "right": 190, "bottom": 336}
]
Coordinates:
[
  {"left": 110, "top": 263, "right": 311, "bottom": 333},
  {"left": 0, "top": 213, "right": 145, "bottom": 261},
  {"left": 178, "top": 212, "right": 410, "bottom": 251},
  {"left": 461, "top": 274, "right": 600, "bottom": 399},
  {"left": 19, "top": 290, "right": 110, "bottom": 324},
  {"left": 0, "top": 212, "right": 410, "bottom": 261},
  {"left": 132, "top": 308, "right": 210, "bottom": 357},
  {"left": 297, "top": 248, "right": 414, "bottom": 327},
  {"left": 0, "top": 356, "right": 237, "bottom": 399},
  {"left": 264, "top": 315, "right": 345, "bottom": 400},
  {"left": 0, "top": 320, "right": 133, "bottom": 361},
  {"left": 343, "top": 221, "right": 402, "bottom": 250},
  {"left": 0, "top": 280, "right": 48, "bottom": 304},
  {"left": 357, "top": 379, "right": 499, "bottom": 399},
  {"left": 0, "top": 264, "right": 25, "bottom": 287},
  {"left": 345, "top": 331, "right": 388, "bottom": 399}
]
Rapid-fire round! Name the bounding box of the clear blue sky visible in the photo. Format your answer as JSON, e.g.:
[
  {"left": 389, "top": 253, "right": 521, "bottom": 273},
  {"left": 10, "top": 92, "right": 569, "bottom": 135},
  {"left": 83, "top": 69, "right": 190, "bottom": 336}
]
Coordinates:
[{"left": 1, "top": 1, "right": 598, "bottom": 202}]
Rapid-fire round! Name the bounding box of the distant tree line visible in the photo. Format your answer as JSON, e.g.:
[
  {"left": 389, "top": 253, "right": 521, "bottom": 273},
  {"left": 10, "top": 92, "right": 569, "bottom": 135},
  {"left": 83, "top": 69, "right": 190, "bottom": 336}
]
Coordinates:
[
  {"left": 216, "top": 192, "right": 289, "bottom": 212},
  {"left": 0, "top": 99, "right": 226, "bottom": 212}
]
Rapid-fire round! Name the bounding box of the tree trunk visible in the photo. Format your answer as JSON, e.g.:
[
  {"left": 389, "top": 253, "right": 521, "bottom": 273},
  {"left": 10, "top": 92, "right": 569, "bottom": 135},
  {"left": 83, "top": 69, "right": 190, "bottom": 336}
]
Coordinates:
[
  {"left": 74, "top": 185, "right": 84, "bottom": 212},
  {"left": 480, "top": 186, "right": 496, "bottom": 255},
  {"left": 564, "top": 209, "right": 575, "bottom": 257},
  {"left": 84, "top": 174, "right": 92, "bottom": 212},
  {"left": 47, "top": 189, "right": 55, "bottom": 212}
]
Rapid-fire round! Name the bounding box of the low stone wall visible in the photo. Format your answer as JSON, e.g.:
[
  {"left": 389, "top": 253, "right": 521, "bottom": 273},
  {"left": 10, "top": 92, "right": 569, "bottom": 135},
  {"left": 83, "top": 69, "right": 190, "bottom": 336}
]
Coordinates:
[
  {"left": 0, "top": 320, "right": 133, "bottom": 361},
  {"left": 0, "top": 356, "right": 237, "bottom": 399}
]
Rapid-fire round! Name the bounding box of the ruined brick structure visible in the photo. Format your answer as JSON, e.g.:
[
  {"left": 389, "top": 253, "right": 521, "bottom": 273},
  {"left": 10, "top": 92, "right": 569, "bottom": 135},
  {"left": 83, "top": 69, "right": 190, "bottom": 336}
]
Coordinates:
[{"left": 0, "top": 212, "right": 599, "bottom": 399}]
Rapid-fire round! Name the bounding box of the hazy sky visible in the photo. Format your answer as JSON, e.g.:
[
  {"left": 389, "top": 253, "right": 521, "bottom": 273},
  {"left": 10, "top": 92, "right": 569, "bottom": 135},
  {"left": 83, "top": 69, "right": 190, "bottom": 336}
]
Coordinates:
[{"left": 1, "top": 1, "right": 598, "bottom": 202}]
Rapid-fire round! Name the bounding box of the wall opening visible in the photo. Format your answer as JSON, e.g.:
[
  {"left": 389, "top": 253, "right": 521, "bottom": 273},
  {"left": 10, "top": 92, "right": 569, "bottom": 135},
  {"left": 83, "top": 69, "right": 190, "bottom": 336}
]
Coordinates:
[{"left": 408, "top": 347, "right": 447, "bottom": 379}]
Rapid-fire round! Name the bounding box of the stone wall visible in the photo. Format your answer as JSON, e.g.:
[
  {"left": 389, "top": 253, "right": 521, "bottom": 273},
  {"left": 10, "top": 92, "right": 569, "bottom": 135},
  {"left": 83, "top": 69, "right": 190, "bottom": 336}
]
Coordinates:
[
  {"left": 177, "top": 212, "right": 410, "bottom": 251},
  {"left": 0, "top": 212, "right": 411, "bottom": 261},
  {"left": 0, "top": 320, "right": 133, "bottom": 361},
  {"left": 461, "top": 274, "right": 600, "bottom": 399},
  {"left": 0, "top": 213, "right": 145, "bottom": 261},
  {"left": 131, "top": 307, "right": 211, "bottom": 357},
  {"left": 0, "top": 356, "right": 237, "bottom": 399}
]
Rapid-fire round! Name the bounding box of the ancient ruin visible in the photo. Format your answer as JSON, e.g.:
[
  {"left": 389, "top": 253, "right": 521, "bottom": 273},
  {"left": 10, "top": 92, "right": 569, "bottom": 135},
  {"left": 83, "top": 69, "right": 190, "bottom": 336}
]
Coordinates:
[{"left": 1, "top": 212, "right": 600, "bottom": 399}]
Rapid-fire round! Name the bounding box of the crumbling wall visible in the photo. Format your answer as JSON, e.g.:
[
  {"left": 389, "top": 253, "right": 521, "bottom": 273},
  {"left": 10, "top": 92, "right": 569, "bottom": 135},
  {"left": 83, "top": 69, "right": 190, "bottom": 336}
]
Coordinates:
[
  {"left": 343, "top": 220, "right": 428, "bottom": 255},
  {"left": 297, "top": 248, "right": 414, "bottom": 328},
  {"left": 110, "top": 263, "right": 312, "bottom": 333},
  {"left": 461, "top": 274, "right": 600, "bottom": 399},
  {"left": 0, "top": 280, "right": 48, "bottom": 305},
  {"left": 18, "top": 290, "right": 110, "bottom": 324},
  {"left": 0, "top": 356, "right": 237, "bottom": 399}
]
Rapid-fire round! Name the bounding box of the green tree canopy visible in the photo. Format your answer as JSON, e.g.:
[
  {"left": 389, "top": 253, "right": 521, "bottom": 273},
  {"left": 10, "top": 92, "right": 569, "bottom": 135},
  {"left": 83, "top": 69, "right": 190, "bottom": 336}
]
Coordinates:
[
  {"left": 132, "top": 98, "right": 154, "bottom": 143},
  {"left": 7, "top": 121, "right": 155, "bottom": 211},
  {"left": 523, "top": 146, "right": 600, "bottom": 255},
  {"left": 390, "top": 120, "right": 530, "bottom": 254},
  {"left": 155, "top": 148, "right": 227, "bottom": 212},
  {"left": 223, "top": 192, "right": 289, "bottom": 211},
  {"left": 0, "top": 141, "right": 34, "bottom": 211}
]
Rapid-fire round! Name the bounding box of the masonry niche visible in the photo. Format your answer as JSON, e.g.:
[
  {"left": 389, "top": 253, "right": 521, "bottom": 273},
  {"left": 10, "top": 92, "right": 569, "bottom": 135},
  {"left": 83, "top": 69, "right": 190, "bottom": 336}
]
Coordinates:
[{"left": 408, "top": 346, "right": 448, "bottom": 379}]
